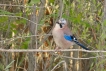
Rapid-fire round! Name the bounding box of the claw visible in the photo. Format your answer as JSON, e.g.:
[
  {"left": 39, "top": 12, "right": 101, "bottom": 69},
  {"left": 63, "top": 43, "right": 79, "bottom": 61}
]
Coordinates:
[{"left": 55, "top": 47, "right": 61, "bottom": 52}]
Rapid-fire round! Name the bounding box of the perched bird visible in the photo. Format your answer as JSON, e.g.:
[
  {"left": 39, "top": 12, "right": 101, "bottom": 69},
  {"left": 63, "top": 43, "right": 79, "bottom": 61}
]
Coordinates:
[{"left": 52, "top": 18, "right": 89, "bottom": 50}]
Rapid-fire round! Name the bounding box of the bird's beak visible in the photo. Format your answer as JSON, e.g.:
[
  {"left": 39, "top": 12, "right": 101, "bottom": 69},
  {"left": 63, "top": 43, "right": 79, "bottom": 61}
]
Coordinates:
[{"left": 56, "top": 22, "right": 60, "bottom": 24}]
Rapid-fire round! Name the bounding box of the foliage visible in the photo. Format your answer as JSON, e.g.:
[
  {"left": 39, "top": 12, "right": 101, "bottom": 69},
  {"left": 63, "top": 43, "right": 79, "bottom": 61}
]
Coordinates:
[{"left": 0, "top": 0, "right": 105, "bottom": 71}]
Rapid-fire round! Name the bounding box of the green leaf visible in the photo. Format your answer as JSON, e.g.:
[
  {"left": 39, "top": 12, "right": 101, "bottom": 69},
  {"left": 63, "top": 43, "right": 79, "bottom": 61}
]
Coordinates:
[
  {"left": 30, "top": 0, "right": 40, "bottom": 4},
  {"left": 0, "top": 17, "right": 8, "bottom": 23},
  {"left": 63, "top": 0, "right": 66, "bottom": 4},
  {"left": 15, "top": 19, "right": 27, "bottom": 24},
  {"left": 15, "top": 12, "right": 22, "bottom": 16},
  {"left": 100, "top": 33, "right": 106, "bottom": 41},
  {"left": 5, "top": 60, "right": 15, "bottom": 70},
  {"left": 103, "top": 20, "right": 106, "bottom": 26},
  {"left": 50, "top": 0, "right": 54, "bottom": 3},
  {"left": 21, "top": 38, "right": 30, "bottom": 49},
  {"left": 0, "top": 63, "right": 4, "bottom": 71},
  {"left": 0, "top": 9, "right": 13, "bottom": 14}
]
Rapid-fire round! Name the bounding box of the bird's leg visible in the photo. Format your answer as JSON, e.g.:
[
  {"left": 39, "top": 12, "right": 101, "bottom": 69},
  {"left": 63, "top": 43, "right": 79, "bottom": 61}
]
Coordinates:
[{"left": 55, "top": 46, "right": 61, "bottom": 51}]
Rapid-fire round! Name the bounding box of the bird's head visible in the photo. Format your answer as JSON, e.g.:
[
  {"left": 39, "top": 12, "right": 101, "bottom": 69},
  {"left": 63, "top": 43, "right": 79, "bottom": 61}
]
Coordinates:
[{"left": 56, "top": 18, "right": 67, "bottom": 28}]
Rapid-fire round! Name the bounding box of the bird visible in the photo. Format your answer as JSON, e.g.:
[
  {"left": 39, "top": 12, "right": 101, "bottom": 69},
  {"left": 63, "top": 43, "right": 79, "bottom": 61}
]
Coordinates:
[{"left": 52, "top": 18, "right": 89, "bottom": 50}]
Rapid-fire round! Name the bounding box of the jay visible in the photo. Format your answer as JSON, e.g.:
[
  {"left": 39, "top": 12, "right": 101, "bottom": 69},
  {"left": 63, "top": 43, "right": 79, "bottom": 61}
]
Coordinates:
[{"left": 52, "top": 18, "right": 89, "bottom": 50}]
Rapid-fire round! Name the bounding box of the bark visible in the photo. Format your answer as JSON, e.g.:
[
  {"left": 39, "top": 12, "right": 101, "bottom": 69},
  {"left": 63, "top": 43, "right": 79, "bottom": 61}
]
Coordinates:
[
  {"left": 28, "top": 5, "right": 37, "bottom": 71},
  {"left": 28, "top": 0, "right": 46, "bottom": 71},
  {"left": 72, "top": 45, "right": 78, "bottom": 71}
]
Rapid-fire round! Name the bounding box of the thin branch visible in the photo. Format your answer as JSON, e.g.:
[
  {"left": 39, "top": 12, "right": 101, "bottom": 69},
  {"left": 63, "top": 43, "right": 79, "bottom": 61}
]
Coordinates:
[
  {"left": 0, "top": 15, "right": 42, "bottom": 25},
  {"left": 0, "top": 49, "right": 106, "bottom": 59},
  {"left": 0, "top": 34, "right": 52, "bottom": 43},
  {"left": 51, "top": 60, "right": 67, "bottom": 71},
  {"left": 0, "top": 48, "right": 105, "bottom": 53},
  {"left": 0, "top": 4, "right": 54, "bottom": 8}
]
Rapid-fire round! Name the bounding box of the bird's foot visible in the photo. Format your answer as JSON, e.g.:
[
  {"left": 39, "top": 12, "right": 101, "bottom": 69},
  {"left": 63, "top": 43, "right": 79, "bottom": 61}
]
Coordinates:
[{"left": 55, "top": 47, "right": 61, "bottom": 52}]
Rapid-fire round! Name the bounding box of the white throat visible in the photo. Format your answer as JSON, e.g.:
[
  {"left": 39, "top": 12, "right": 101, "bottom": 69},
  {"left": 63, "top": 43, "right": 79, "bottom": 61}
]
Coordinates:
[{"left": 55, "top": 23, "right": 61, "bottom": 29}]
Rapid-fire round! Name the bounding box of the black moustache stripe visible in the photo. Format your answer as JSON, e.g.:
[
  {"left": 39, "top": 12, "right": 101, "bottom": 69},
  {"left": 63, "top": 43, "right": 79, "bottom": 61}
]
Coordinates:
[
  {"left": 56, "top": 22, "right": 63, "bottom": 28},
  {"left": 60, "top": 24, "right": 62, "bottom": 28}
]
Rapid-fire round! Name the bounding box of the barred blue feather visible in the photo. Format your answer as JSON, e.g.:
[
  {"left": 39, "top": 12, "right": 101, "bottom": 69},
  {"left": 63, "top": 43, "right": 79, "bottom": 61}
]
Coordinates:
[{"left": 64, "top": 34, "right": 89, "bottom": 50}]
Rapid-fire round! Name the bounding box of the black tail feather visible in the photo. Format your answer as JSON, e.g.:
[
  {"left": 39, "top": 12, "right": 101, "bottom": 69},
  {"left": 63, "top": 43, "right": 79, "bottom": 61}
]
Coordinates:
[{"left": 74, "top": 41, "right": 89, "bottom": 50}]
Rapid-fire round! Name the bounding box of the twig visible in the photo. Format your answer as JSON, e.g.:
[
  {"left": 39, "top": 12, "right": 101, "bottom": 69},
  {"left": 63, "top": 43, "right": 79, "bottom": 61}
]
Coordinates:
[
  {"left": 51, "top": 60, "right": 67, "bottom": 71},
  {"left": 0, "top": 4, "right": 54, "bottom": 8},
  {"left": 0, "top": 48, "right": 105, "bottom": 53}
]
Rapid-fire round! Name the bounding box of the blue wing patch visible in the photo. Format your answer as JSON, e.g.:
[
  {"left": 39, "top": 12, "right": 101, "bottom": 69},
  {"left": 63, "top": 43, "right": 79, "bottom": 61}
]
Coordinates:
[{"left": 64, "top": 34, "right": 73, "bottom": 41}]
